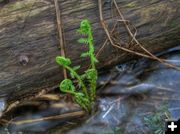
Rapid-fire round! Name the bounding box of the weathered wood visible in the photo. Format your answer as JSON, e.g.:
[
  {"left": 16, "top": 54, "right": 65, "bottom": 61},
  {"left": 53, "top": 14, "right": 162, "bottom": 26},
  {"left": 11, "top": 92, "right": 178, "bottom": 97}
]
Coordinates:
[{"left": 0, "top": 0, "right": 179, "bottom": 100}]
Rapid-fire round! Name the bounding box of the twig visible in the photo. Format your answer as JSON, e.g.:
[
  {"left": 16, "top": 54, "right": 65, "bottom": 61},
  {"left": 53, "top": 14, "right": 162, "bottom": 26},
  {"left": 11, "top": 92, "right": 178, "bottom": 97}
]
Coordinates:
[
  {"left": 95, "top": 21, "right": 118, "bottom": 57},
  {"left": 112, "top": 0, "right": 180, "bottom": 70},
  {"left": 95, "top": 21, "right": 165, "bottom": 60},
  {"left": 54, "top": 0, "right": 68, "bottom": 78},
  {"left": 0, "top": 111, "right": 84, "bottom": 125},
  {"left": 98, "top": 0, "right": 156, "bottom": 60},
  {"left": 98, "top": 0, "right": 180, "bottom": 70},
  {"left": 98, "top": 0, "right": 152, "bottom": 59}
]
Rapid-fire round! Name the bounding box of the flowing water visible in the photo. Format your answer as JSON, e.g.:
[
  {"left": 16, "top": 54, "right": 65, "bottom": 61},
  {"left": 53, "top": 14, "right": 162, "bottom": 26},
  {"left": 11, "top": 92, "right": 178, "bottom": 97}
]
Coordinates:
[{"left": 0, "top": 46, "right": 180, "bottom": 134}]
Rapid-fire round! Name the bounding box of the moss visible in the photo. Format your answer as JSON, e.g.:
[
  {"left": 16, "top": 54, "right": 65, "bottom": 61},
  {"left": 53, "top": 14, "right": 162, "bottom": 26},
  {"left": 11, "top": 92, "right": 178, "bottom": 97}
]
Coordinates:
[
  {"left": 114, "top": 127, "right": 122, "bottom": 134},
  {"left": 144, "top": 105, "right": 171, "bottom": 134},
  {"left": 169, "top": 20, "right": 178, "bottom": 28}
]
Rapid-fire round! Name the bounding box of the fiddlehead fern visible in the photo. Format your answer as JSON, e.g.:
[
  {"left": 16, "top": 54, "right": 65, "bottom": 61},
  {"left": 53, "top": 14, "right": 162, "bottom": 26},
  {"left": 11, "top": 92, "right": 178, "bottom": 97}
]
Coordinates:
[
  {"left": 56, "top": 19, "right": 98, "bottom": 113},
  {"left": 77, "top": 19, "right": 98, "bottom": 101},
  {"left": 60, "top": 79, "right": 75, "bottom": 94},
  {"left": 56, "top": 56, "right": 88, "bottom": 98}
]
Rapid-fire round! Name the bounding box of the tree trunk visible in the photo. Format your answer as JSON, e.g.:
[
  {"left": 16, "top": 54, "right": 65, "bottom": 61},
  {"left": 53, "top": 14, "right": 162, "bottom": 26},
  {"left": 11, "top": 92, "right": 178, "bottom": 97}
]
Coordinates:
[{"left": 0, "top": 0, "right": 179, "bottom": 100}]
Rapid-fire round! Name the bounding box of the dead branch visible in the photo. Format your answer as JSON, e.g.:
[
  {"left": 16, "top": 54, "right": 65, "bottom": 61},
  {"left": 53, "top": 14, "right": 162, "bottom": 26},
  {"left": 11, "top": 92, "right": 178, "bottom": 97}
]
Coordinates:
[
  {"left": 98, "top": 0, "right": 180, "bottom": 70},
  {"left": 54, "top": 0, "right": 68, "bottom": 78}
]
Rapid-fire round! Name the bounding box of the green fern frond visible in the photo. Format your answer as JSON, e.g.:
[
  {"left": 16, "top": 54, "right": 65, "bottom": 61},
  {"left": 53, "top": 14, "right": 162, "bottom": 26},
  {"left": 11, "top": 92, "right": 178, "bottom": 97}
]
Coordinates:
[
  {"left": 56, "top": 19, "right": 98, "bottom": 113},
  {"left": 73, "top": 65, "right": 81, "bottom": 71},
  {"left": 60, "top": 79, "right": 75, "bottom": 94},
  {"left": 77, "top": 19, "right": 98, "bottom": 102},
  {"left": 56, "top": 56, "right": 71, "bottom": 66},
  {"left": 92, "top": 56, "right": 99, "bottom": 63},
  {"left": 78, "top": 38, "right": 89, "bottom": 44},
  {"left": 80, "top": 52, "right": 89, "bottom": 58},
  {"left": 85, "top": 69, "right": 97, "bottom": 80},
  {"left": 74, "top": 92, "right": 91, "bottom": 112},
  {"left": 78, "top": 19, "right": 91, "bottom": 34}
]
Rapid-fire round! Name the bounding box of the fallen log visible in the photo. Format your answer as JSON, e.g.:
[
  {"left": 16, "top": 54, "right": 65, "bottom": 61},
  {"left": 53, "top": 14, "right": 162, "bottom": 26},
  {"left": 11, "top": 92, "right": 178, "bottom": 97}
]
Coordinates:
[{"left": 0, "top": 0, "right": 179, "bottom": 100}]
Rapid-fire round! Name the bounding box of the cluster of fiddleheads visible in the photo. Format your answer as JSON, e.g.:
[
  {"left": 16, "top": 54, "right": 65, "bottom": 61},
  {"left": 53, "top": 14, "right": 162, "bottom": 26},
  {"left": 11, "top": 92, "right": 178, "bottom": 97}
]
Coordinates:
[{"left": 56, "top": 19, "right": 98, "bottom": 113}]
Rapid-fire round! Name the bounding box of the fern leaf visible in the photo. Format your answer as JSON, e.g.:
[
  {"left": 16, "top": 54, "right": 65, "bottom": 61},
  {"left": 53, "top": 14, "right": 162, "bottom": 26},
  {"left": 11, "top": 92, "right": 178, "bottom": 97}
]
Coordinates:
[
  {"left": 76, "top": 29, "right": 84, "bottom": 34},
  {"left": 74, "top": 93, "right": 90, "bottom": 112},
  {"left": 70, "top": 72, "right": 75, "bottom": 79},
  {"left": 60, "top": 79, "right": 75, "bottom": 93},
  {"left": 80, "top": 52, "right": 89, "bottom": 58},
  {"left": 71, "top": 65, "right": 81, "bottom": 78},
  {"left": 80, "top": 19, "right": 90, "bottom": 33},
  {"left": 85, "top": 69, "right": 97, "bottom": 80},
  {"left": 92, "top": 56, "right": 99, "bottom": 63},
  {"left": 73, "top": 65, "right": 81, "bottom": 71},
  {"left": 80, "top": 74, "right": 86, "bottom": 80},
  {"left": 56, "top": 56, "right": 71, "bottom": 66},
  {"left": 78, "top": 38, "right": 88, "bottom": 44}
]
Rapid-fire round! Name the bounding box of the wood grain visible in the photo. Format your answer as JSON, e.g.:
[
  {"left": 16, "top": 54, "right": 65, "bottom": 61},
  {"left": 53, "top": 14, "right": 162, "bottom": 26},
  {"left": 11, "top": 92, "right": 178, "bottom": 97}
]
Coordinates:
[{"left": 0, "top": 0, "right": 179, "bottom": 100}]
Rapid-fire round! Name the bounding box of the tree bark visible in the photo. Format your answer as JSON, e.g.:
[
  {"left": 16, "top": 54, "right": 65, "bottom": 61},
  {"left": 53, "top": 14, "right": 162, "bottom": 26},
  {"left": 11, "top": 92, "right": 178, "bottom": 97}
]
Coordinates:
[{"left": 0, "top": 0, "right": 179, "bottom": 100}]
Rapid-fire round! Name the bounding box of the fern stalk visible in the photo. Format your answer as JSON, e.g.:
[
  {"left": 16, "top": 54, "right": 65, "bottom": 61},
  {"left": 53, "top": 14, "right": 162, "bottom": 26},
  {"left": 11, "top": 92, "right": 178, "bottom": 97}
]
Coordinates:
[
  {"left": 65, "top": 66, "right": 89, "bottom": 98},
  {"left": 56, "top": 19, "right": 98, "bottom": 112},
  {"left": 77, "top": 20, "right": 98, "bottom": 101}
]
